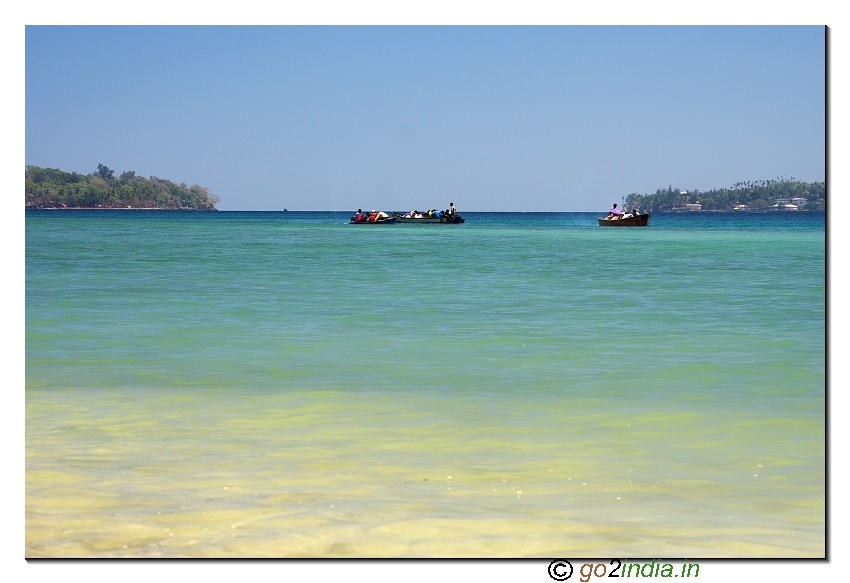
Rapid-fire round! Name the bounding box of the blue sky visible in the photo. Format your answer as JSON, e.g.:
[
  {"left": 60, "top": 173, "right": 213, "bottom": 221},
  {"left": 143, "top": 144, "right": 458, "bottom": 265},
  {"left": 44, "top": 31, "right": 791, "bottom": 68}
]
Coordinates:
[{"left": 26, "top": 26, "right": 825, "bottom": 211}]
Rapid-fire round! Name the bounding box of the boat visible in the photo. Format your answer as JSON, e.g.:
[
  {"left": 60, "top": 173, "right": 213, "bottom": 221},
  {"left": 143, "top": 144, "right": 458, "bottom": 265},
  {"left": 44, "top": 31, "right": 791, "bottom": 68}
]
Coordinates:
[
  {"left": 391, "top": 212, "right": 465, "bottom": 224},
  {"left": 349, "top": 215, "right": 397, "bottom": 224},
  {"left": 598, "top": 214, "right": 650, "bottom": 227}
]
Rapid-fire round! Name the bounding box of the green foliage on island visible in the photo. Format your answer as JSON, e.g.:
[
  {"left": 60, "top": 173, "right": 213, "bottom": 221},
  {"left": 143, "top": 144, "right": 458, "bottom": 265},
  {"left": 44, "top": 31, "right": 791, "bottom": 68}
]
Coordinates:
[
  {"left": 624, "top": 178, "right": 825, "bottom": 212},
  {"left": 26, "top": 164, "right": 220, "bottom": 210}
]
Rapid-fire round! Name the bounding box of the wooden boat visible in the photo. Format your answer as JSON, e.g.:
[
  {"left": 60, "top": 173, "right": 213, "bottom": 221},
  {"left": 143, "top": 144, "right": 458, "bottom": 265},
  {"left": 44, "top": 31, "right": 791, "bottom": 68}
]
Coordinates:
[
  {"left": 392, "top": 212, "right": 465, "bottom": 224},
  {"left": 349, "top": 215, "right": 397, "bottom": 224},
  {"left": 598, "top": 214, "right": 650, "bottom": 227}
]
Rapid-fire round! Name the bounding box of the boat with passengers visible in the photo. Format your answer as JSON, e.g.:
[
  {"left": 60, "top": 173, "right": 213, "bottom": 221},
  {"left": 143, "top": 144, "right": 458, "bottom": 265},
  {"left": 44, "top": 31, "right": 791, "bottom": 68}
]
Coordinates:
[
  {"left": 598, "top": 213, "right": 650, "bottom": 226},
  {"left": 392, "top": 210, "right": 465, "bottom": 224},
  {"left": 350, "top": 210, "right": 397, "bottom": 224}
]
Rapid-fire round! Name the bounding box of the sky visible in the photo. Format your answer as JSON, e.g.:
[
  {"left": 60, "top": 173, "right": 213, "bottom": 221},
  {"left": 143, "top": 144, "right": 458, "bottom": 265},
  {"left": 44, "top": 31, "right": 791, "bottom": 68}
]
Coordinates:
[{"left": 25, "top": 25, "right": 825, "bottom": 211}]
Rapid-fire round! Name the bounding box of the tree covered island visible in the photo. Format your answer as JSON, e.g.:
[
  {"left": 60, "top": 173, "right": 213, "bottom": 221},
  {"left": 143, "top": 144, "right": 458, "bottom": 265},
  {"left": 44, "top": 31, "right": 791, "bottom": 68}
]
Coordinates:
[
  {"left": 26, "top": 164, "right": 220, "bottom": 210},
  {"left": 624, "top": 178, "right": 825, "bottom": 212}
]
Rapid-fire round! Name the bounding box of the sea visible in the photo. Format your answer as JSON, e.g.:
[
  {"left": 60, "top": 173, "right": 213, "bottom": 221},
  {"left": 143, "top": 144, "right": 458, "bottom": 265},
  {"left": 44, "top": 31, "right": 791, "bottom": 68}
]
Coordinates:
[{"left": 25, "top": 210, "right": 825, "bottom": 558}]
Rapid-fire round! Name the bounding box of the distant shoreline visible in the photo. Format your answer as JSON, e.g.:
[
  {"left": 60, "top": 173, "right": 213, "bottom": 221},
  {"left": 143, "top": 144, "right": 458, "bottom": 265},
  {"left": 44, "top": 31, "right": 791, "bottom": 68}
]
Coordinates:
[
  {"left": 26, "top": 206, "right": 218, "bottom": 211},
  {"left": 651, "top": 208, "right": 824, "bottom": 213},
  {"left": 26, "top": 165, "right": 220, "bottom": 211}
]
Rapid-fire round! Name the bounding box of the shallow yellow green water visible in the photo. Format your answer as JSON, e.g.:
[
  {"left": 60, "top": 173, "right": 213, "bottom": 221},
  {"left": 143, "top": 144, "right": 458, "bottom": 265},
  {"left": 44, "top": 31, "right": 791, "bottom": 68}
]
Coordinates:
[{"left": 26, "top": 388, "right": 823, "bottom": 557}]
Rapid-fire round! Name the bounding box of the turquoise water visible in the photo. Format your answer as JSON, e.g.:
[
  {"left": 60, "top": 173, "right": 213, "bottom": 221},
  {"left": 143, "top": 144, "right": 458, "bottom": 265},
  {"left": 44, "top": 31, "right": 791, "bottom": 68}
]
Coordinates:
[{"left": 26, "top": 211, "right": 825, "bottom": 557}]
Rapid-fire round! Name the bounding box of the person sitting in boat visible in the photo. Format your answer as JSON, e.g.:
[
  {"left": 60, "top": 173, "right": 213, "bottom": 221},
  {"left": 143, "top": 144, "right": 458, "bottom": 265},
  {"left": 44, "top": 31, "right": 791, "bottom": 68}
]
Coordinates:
[
  {"left": 449, "top": 202, "right": 457, "bottom": 216},
  {"left": 368, "top": 210, "right": 389, "bottom": 222},
  {"left": 354, "top": 209, "right": 365, "bottom": 223},
  {"left": 607, "top": 204, "right": 623, "bottom": 219}
]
